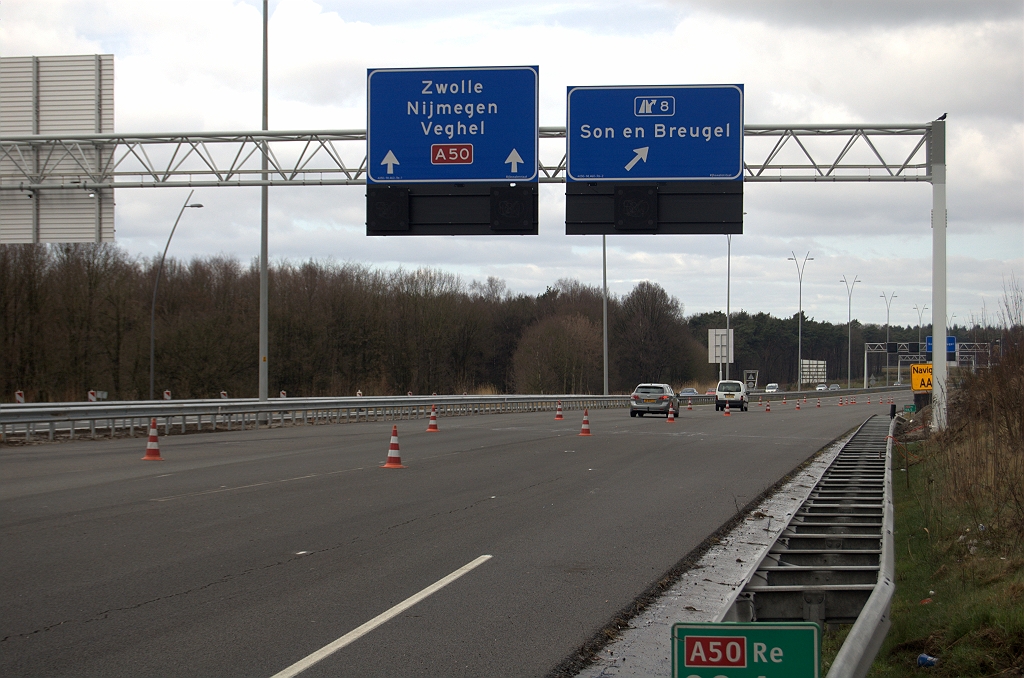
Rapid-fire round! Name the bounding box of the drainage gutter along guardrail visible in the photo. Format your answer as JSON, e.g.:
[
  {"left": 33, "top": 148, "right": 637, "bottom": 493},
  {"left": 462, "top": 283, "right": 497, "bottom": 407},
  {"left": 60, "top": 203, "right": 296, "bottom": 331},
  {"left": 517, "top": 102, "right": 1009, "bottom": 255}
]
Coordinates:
[
  {"left": 713, "top": 414, "right": 897, "bottom": 678},
  {"left": 825, "top": 415, "right": 898, "bottom": 678},
  {"left": 0, "top": 394, "right": 630, "bottom": 442}
]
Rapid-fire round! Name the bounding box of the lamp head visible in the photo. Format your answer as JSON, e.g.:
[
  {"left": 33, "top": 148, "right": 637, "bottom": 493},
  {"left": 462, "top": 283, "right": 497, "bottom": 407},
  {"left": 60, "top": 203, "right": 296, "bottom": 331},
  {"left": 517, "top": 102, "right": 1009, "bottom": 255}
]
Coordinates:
[{"left": 188, "top": 203, "right": 203, "bottom": 208}]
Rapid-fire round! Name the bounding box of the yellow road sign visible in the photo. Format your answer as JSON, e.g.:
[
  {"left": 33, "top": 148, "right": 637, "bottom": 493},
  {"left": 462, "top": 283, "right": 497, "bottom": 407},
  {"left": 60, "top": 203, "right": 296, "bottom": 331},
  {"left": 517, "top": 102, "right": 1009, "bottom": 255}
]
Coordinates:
[{"left": 911, "top": 363, "right": 933, "bottom": 392}]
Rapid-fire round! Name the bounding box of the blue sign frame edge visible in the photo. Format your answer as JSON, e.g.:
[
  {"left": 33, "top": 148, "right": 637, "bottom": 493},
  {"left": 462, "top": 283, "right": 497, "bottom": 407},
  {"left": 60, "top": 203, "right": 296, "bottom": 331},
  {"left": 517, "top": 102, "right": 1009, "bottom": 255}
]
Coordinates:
[
  {"left": 366, "top": 65, "right": 540, "bottom": 184},
  {"left": 565, "top": 83, "right": 744, "bottom": 183}
]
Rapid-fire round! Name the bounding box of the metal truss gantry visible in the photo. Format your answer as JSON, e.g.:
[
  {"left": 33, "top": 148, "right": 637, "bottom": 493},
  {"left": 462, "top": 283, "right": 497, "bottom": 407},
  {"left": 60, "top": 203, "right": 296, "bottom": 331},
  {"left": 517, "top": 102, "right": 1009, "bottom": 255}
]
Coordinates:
[
  {"left": 1, "top": 124, "right": 932, "bottom": 191},
  {"left": 0, "top": 120, "right": 950, "bottom": 430}
]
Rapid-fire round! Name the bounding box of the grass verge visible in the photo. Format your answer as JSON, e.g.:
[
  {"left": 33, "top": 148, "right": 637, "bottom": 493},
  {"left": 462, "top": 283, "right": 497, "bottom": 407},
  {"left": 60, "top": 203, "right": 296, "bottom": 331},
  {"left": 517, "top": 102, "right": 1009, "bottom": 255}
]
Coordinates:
[{"left": 865, "top": 434, "right": 1024, "bottom": 676}]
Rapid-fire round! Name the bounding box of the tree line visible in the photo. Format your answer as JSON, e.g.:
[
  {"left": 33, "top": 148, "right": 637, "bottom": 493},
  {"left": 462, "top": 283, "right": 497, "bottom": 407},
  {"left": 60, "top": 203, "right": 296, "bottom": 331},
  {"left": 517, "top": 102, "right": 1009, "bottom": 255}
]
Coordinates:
[{"left": 0, "top": 244, "right": 995, "bottom": 402}]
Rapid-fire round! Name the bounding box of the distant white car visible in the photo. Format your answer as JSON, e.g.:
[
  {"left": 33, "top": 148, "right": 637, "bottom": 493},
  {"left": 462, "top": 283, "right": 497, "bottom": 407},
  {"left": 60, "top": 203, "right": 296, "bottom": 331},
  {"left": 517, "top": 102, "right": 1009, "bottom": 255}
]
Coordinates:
[
  {"left": 765, "top": 383, "right": 779, "bottom": 393},
  {"left": 816, "top": 384, "right": 828, "bottom": 391}
]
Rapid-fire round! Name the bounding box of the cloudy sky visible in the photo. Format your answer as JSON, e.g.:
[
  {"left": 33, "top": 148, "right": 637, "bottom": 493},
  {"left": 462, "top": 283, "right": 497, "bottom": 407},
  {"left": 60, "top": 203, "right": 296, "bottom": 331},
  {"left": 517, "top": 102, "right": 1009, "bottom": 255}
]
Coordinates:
[{"left": 3, "top": 0, "right": 1022, "bottom": 328}]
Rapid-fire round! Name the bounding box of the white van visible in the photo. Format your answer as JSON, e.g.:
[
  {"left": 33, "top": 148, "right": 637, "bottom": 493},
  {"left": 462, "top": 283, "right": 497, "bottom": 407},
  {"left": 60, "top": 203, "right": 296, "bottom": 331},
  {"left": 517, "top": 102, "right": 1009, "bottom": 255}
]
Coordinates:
[{"left": 715, "top": 380, "right": 748, "bottom": 411}]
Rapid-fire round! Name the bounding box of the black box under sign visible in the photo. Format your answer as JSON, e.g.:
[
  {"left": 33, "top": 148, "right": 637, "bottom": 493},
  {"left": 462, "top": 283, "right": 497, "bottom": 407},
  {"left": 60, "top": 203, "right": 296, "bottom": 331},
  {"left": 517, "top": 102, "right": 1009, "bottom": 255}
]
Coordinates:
[
  {"left": 367, "top": 183, "right": 538, "bottom": 235},
  {"left": 565, "top": 181, "right": 742, "bottom": 235}
]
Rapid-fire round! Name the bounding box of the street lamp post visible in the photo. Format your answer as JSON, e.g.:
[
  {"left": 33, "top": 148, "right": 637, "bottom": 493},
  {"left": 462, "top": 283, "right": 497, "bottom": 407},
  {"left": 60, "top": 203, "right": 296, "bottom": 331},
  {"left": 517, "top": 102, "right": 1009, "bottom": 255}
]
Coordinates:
[
  {"left": 880, "top": 291, "right": 897, "bottom": 387},
  {"left": 840, "top": 275, "right": 860, "bottom": 390},
  {"left": 150, "top": 191, "right": 203, "bottom": 400},
  {"left": 788, "top": 252, "right": 813, "bottom": 390},
  {"left": 914, "top": 303, "right": 929, "bottom": 345}
]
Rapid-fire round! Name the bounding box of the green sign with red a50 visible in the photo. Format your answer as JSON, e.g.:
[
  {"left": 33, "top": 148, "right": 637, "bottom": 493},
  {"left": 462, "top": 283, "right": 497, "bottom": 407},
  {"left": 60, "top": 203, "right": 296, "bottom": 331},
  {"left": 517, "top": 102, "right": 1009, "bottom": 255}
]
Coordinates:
[{"left": 672, "top": 622, "right": 820, "bottom": 678}]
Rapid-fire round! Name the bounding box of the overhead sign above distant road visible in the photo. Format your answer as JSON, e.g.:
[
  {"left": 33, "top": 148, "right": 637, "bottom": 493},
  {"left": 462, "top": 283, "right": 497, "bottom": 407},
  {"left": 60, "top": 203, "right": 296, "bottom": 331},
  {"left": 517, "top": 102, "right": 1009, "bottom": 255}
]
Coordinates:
[
  {"left": 925, "top": 336, "right": 956, "bottom": 353},
  {"left": 367, "top": 66, "right": 539, "bottom": 183},
  {"left": 566, "top": 85, "right": 744, "bottom": 182}
]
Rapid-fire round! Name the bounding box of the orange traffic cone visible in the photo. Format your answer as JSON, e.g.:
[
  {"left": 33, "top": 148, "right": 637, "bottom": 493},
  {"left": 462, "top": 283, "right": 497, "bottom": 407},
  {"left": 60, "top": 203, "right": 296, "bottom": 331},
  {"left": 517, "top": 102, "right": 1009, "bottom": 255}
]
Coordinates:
[
  {"left": 554, "top": 401, "right": 563, "bottom": 420},
  {"left": 838, "top": 397, "right": 843, "bottom": 407},
  {"left": 803, "top": 396, "right": 807, "bottom": 404},
  {"left": 758, "top": 395, "right": 763, "bottom": 406},
  {"left": 142, "top": 418, "right": 163, "bottom": 461},
  {"left": 867, "top": 396, "right": 872, "bottom": 404},
  {"left": 579, "top": 409, "right": 592, "bottom": 436},
  {"left": 687, "top": 398, "right": 693, "bottom": 411},
  {"left": 426, "top": 405, "right": 439, "bottom": 432},
  {"left": 796, "top": 400, "right": 801, "bottom": 410},
  {"left": 782, "top": 395, "right": 787, "bottom": 405},
  {"left": 765, "top": 401, "right": 771, "bottom": 413},
  {"left": 724, "top": 402, "right": 731, "bottom": 417},
  {"left": 816, "top": 398, "right": 821, "bottom": 408},
  {"left": 667, "top": 405, "right": 676, "bottom": 423},
  {"left": 381, "top": 425, "right": 406, "bottom": 468}
]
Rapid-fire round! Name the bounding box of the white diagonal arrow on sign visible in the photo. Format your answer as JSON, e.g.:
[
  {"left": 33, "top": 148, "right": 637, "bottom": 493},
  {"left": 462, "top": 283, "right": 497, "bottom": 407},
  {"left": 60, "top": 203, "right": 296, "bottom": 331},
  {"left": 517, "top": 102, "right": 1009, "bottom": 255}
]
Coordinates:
[
  {"left": 504, "top": 149, "right": 524, "bottom": 173},
  {"left": 624, "top": 147, "right": 649, "bottom": 172},
  {"left": 381, "top": 150, "right": 399, "bottom": 175}
]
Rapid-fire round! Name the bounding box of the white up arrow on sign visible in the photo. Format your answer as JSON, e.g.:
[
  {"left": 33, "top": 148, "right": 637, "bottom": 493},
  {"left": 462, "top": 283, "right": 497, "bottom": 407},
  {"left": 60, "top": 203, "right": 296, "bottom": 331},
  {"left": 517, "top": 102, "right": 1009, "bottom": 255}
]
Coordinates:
[
  {"left": 504, "top": 149, "right": 523, "bottom": 173},
  {"left": 624, "top": 147, "right": 649, "bottom": 172},
  {"left": 381, "top": 150, "right": 399, "bottom": 175}
]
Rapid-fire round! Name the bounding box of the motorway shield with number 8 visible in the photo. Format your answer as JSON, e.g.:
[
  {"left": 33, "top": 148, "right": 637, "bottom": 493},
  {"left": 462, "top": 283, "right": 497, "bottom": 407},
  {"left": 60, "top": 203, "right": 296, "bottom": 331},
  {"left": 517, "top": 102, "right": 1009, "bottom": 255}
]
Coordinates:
[{"left": 672, "top": 622, "right": 819, "bottom": 678}]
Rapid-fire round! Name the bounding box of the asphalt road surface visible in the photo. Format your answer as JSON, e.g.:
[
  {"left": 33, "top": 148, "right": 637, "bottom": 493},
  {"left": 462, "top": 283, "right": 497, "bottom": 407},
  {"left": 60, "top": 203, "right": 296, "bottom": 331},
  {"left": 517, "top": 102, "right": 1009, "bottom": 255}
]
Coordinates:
[{"left": 1, "top": 393, "right": 912, "bottom": 677}]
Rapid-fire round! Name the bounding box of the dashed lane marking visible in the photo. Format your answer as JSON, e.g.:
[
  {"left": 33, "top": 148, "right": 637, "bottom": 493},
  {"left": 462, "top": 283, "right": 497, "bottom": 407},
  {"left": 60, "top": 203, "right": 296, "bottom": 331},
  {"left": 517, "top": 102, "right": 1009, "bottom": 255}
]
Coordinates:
[{"left": 268, "top": 554, "right": 493, "bottom": 678}]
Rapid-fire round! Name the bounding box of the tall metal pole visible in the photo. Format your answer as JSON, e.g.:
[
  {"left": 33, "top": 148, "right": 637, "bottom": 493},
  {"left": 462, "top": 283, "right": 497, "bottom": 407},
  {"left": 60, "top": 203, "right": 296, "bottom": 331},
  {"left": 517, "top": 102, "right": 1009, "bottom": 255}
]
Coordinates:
[
  {"left": 841, "top": 275, "right": 860, "bottom": 390},
  {"left": 788, "top": 252, "right": 812, "bottom": 390},
  {"left": 880, "top": 291, "right": 897, "bottom": 386},
  {"left": 602, "top": 234, "right": 608, "bottom": 396},
  {"left": 725, "top": 235, "right": 731, "bottom": 380},
  {"left": 259, "top": 0, "right": 269, "bottom": 407},
  {"left": 150, "top": 191, "right": 202, "bottom": 400},
  {"left": 930, "top": 119, "right": 947, "bottom": 430}
]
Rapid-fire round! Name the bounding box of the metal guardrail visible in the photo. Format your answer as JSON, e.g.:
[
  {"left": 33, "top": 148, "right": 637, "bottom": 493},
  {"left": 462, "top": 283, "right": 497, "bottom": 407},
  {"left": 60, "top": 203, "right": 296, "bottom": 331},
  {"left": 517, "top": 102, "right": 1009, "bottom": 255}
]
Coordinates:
[
  {"left": 825, "top": 415, "right": 897, "bottom": 678},
  {"left": 0, "top": 394, "right": 629, "bottom": 442},
  {"left": 715, "top": 413, "right": 897, "bottom": 677}
]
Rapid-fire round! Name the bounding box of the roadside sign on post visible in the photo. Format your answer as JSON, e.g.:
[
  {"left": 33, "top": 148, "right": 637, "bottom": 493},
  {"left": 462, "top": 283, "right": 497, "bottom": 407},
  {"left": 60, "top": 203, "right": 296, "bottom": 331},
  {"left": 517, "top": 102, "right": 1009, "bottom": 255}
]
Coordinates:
[
  {"left": 566, "top": 85, "right": 744, "bottom": 181},
  {"left": 672, "top": 622, "right": 820, "bottom": 678},
  {"left": 708, "top": 329, "right": 734, "bottom": 365},
  {"left": 743, "top": 370, "right": 758, "bottom": 390},
  {"left": 911, "top": 363, "right": 933, "bottom": 392},
  {"left": 367, "top": 66, "right": 539, "bottom": 183}
]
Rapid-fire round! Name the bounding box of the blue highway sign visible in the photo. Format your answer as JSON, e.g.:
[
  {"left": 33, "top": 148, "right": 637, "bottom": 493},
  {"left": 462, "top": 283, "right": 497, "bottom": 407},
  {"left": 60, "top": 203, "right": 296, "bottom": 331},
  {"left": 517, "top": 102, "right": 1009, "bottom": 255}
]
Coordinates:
[
  {"left": 925, "top": 336, "right": 957, "bottom": 353},
  {"left": 367, "top": 66, "right": 538, "bottom": 183},
  {"left": 566, "top": 85, "right": 743, "bottom": 182}
]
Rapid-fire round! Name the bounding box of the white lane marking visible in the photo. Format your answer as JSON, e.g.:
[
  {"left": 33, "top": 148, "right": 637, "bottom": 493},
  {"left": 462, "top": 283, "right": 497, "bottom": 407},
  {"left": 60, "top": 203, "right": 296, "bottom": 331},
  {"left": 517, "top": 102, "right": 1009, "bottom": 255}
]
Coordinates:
[{"left": 269, "top": 555, "right": 493, "bottom": 678}]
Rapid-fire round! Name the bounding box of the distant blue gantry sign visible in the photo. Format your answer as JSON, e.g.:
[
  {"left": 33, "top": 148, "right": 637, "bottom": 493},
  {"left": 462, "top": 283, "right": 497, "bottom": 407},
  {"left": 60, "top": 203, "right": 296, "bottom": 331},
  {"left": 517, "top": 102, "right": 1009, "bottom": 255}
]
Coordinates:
[
  {"left": 925, "top": 336, "right": 957, "bottom": 353},
  {"left": 566, "top": 85, "right": 744, "bottom": 182},
  {"left": 367, "top": 66, "right": 539, "bottom": 183}
]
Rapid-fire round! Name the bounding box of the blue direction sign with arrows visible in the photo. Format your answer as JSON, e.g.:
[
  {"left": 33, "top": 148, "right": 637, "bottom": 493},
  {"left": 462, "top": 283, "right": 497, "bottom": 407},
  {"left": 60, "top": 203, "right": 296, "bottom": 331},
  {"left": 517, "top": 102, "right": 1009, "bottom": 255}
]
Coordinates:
[
  {"left": 566, "top": 85, "right": 743, "bottom": 182},
  {"left": 367, "top": 66, "right": 539, "bottom": 183}
]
